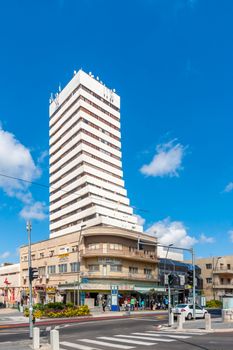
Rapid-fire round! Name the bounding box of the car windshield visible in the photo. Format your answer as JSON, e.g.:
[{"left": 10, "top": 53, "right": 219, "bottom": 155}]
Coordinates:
[{"left": 175, "top": 304, "right": 188, "bottom": 308}]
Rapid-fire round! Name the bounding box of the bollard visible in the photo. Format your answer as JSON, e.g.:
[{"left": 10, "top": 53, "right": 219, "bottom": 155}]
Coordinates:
[
  {"left": 33, "top": 327, "right": 40, "bottom": 350},
  {"left": 181, "top": 312, "right": 186, "bottom": 323},
  {"left": 169, "top": 310, "right": 174, "bottom": 326},
  {"left": 177, "top": 314, "right": 183, "bottom": 330},
  {"left": 50, "top": 329, "right": 59, "bottom": 350},
  {"left": 205, "top": 313, "right": 212, "bottom": 331}
]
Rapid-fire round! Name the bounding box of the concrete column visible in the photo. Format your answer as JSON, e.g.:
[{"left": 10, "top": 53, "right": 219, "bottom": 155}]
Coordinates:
[
  {"left": 177, "top": 315, "right": 183, "bottom": 330},
  {"left": 33, "top": 327, "right": 40, "bottom": 350},
  {"left": 181, "top": 312, "right": 186, "bottom": 323},
  {"left": 169, "top": 311, "right": 174, "bottom": 326},
  {"left": 205, "top": 313, "right": 212, "bottom": 331},
  {"left": 50, "top": 329, "right": 59, "bottom": 350}
]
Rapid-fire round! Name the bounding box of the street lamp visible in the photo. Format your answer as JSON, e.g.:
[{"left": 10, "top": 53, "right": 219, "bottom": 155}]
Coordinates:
[
  {"left": 212, "top": 256, "right": 222, "bottom": 300},
  {"left": 163, "top": 243, "right": 173, "bottom": 327},
  {"left": 74, "top": 224, "right": 86, "bottom": 306},
  {"left": 26, "top": 221, "right": 33, "bottom": 339}
]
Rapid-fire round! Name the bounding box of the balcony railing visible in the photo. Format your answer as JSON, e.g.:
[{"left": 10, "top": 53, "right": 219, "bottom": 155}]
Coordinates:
[
  {"left": 213, "top": 268, "right": 233, "bottom": 275},
  {"left": 213, "top": 282, "right": 233, "bottom": 289},
  {"left": 82, "top": 272, "right": 157, "bottom": 281},
  {"left": 80, "top": 247, "right": 157, "bottom": 262}
]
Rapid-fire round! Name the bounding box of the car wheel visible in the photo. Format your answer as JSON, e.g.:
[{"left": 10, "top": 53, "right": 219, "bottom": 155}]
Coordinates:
[{"left": 187, "top": 313, "right": 192, "bottom": 320}]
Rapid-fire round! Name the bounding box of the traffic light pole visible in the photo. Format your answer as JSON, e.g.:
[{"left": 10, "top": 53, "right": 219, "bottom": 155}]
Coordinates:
[
  {"left": 27, "top": 221, "right": 33, "bottom": 339},
  {"left": 168, "top": 285, "right": 172, "bottom": 326}
]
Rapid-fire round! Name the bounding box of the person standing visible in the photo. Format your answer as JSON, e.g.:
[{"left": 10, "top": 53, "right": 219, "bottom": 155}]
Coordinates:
[{"left": 102, "top": 299, "right": 106, "bottom": 312}]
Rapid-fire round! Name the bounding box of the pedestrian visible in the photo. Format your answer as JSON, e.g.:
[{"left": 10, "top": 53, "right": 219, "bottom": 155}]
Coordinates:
[
  {"left": 102, "top": 299, "right": 106, "bottom": 312},
  {"left": 150, "top": 299, "right": 154, "bottom": 311},
  {"left": 141, "top": 299, "right": 145, "bottom": 310},
  {"left": 130, "top": 297, "right": 135, "bottom": 311}
]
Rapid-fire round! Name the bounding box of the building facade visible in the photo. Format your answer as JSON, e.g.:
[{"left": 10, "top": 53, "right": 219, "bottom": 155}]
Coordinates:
[
  {"left": 20, "top": 226, "right": 160, "bottom": 307},
  {"left": 0, "top": 263, "right": 20, "bottom": 306},
  {"left": 49, "top": 69, "right": 142, "bottom": 238},
  {"left": 195, "top": 256, "right": 233, "bottom": 301}
]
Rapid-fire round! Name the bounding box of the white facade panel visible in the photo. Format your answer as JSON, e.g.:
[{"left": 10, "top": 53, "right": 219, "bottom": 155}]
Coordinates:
[{"left": 49, "top": 69, "right": 142, "bottom": 238}]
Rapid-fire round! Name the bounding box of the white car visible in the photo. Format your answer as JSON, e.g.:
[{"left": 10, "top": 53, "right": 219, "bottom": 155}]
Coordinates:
[{"left": 172, "top": 304, "right": 208, "bottom": 320}]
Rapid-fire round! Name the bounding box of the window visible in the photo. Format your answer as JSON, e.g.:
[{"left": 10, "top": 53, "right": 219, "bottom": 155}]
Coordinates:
[
  {"left": 31, "top": 254, "right": 36, "bottom": 260},
  {"left": 88, "top": 265, "right": 99, "bottom": 272},
  {"left": 72, "top": 246, "right": 77, "bottom": 252},
  {"left": 227, "top": 264, "right": 231, "bottom": 270},
  {"left": 39, "top": 252, "right": 45, "bottom": 259},
  {"left": 206, "top": 264, "right": 212, "bottom": 269},
  {"left": 110, "top": 243, "right": 122, "bottom": 250},
  {"left": 70, "top": 262, "right": 79, "bottom": 272},
  {"left": 221, "top": 278, "right": 224, "bottom": 284},
  {"left": 88, "top": 243, "right": 100, "bottom": 250},
  {"left": 110, "top": 265, "right": 122, "bottom": 272},
  {"left": 129, "top": 267, "right": 138, "bottom": 274},
  {"left": 206, "top": 278, "right": 212, "bottom": 284},
  {"left": 144, "top": 268, "right": 152, "bottom": 275},
  {"left": 58, "top": 264, "right": 67, "bottom": 273},
  {"left": 48, "top": 265, "right": 56, "bottom": 274},
  {"left": 38, "top": 266, "right": 46, "bottom": 276}
]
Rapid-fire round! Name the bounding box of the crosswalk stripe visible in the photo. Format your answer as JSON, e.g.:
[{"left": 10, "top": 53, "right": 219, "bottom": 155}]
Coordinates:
[
  {"left": 79, "top": 339, "right": 134, "bottom": 349},
  {"left": 148, "top": 330, "right": 203, "bottom": 336},
  {"left": 98, "top": 337, "right": 156, "bottom": 346},
  {"left": 60, "top": 341, "right": 101, "bottom": 349},
  {"left": 115, "top": 335, "right": 174, "bottom": 342},
  {"left": 133, "top": 332, "right": 190, "bottom": 339}
]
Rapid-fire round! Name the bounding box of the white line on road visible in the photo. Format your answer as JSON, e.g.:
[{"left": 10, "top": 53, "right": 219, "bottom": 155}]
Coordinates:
[
  {"left": 60, "top": 341, "right": 101, "bottom": 350},
  {"left": 147, "top": 330, "right": 203, "bottom": 336},
  {"left": 98, "top": 336, "right": 156, "bottom": 346},
  {"left": 80, "top": 339, "right": 134, "bottom": 349},
  {"left": 146, "top": 331, "right": 191, "bottom": 339},
  {"left": 115, "top": 334, "right": 174, "bottom": 342}
]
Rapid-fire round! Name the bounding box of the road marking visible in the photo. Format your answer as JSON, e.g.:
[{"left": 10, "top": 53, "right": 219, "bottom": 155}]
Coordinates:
[
  {"left": 60, "top": 341, "right": 101, "bottom": 349},
  {"left": 98, "top": 336, "right": 156, "bottom": 346},
  {"left": 115, "top": 334, "right": 174, "bottom": 342},
  {"left": 133, "top": 332, "right": 190, "bottom": 339},
  {"left": 148, "top": 330, "right": 204, "bottom": 336},
  {"left": 80, "top": 339, "right": 134, "bottom": 349}
]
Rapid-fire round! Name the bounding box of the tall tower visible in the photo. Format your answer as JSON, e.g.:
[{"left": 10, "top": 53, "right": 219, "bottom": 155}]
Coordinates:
[{"left": 49, "top": 70, "right": 142, "bottom": 238}]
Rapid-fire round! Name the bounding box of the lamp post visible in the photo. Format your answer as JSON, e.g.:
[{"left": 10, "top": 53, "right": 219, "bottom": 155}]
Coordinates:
[
  {"left": 164, "top": 244, "right": 173, "bottom": 326},
  {"left": 212, "top": 256, "right": 222, "bottom": 300},
  {"left": 26, "top": 221, "right": 33, "bottom": 339},
  {"left": 75, "top": 224, "right": 86, "bottom": 306}
]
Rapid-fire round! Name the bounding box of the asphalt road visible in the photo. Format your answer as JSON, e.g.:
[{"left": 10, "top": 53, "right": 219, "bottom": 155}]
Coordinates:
[{"left": 0, "top": 313, "right": 232, "bottom": 350}]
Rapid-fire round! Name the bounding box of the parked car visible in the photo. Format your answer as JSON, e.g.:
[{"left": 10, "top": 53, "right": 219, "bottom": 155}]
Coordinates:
[
  {"left": 172, "top": 303, "right": 208, "bottom": 320},
  {"left": 0, "top": 302, "right": 6, "bottom": 308}
]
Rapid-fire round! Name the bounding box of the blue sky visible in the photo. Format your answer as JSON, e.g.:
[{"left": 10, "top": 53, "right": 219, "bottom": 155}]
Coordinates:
[{"left": 1, "top": 0, "right": 233, "bottom": 262}]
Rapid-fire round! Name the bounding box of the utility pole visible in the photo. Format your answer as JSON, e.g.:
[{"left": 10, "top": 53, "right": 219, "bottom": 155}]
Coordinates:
[
  {"left": 192, "top": 248, "right": 196, "bottom": 319},
  {"left": 26, "top": 221, "right": 33, "bottom": 339}
]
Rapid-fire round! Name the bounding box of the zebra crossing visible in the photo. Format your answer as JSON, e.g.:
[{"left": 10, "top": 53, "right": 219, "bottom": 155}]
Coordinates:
[{"left": 60, "top": 330, "right": 204, "bottom": 349}]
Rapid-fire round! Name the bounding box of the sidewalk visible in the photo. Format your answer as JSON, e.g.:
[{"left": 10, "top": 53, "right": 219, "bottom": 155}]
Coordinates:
[
  {"left": 162, "top": 316, "right": 233, "bottom": 333},
  {"left": 0, "top": 309, "right": 166, "bottom": 328}
]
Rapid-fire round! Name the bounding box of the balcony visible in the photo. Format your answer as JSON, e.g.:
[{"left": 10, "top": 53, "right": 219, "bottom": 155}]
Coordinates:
[
  {"left": 213, "top": 282, "right": 233, "bottom": 289},
  {"left": 80, "top": 246, "right": 157, "bottom": 263},
  {"left": 82, "top": 272, "right": 157, "bottom": 282},
  {"left": 213, "top": 268, "right": 233, "bottom": 276}
]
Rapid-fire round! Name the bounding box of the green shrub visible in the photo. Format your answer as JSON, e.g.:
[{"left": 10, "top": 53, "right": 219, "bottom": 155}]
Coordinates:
[
  {"left": 45, "top": 302, "right": 65, "bottom": 310},
  {"left": 206, "top": 300, "right": 222, "bottom": 308},
  {"left": 66, "top": 302, "right": 74, "bottom": 308},
  {"left": 24, "top": 304, "right": 90, "bottom": 318}
]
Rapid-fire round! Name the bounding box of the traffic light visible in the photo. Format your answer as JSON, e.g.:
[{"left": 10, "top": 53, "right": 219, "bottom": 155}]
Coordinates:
[
  {"left": 187, "top": 270, "right": 193, "bottom": 286},
  {"left": 29, "top": 267, "right": 38, "bottom": 283},
  {"left": 168, "top": 273, "right": 174, "bottom": 286}
]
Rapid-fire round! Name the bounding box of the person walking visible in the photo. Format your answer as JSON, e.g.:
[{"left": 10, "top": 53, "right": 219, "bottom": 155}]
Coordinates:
[{"left": 102, "top": 299, "right": 106, "bottom": 312}]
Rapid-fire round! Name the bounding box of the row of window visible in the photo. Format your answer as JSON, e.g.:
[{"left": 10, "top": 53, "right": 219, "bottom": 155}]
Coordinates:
[
  {"left": 50, "top": 159, "right": 122, "bottom": 189},
  {"left": 89, "top": 265, "right": 153, "bottom": 274},
  {"left": 206, "top": 263, "right": 231, "bottom": 270},
  {"left": 50, "top": 175, "right": 125, "bottom": 205},
  {"left": 50, "top": 213, "right": 96, "bottom": 234},
  {"left": 50, "top": 127, "right": 120, "bottom": 169},
  {"left": 50, "top": 111, "right": 120, "bottom": 159},
  {"left": 50, "top": 202, "right": 94, "bottom": 224},
  {"left": 50, "top": 149, "right": 121, "bottom": 183},
  {"left": 50, "top": 83, "right": 119, "bottom": 122}
]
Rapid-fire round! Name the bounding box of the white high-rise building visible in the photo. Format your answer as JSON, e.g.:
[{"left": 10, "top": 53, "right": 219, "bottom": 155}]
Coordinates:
[{"left": 49, "top": 69, "right": 142, "bottom": 238}]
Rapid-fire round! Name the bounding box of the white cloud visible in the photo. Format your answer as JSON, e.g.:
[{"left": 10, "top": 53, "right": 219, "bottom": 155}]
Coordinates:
[
  {"left": 135, "top": 214, "right": 145, "bottom": 226},
  {"left": 140, "top": 140, "right": 186, "bottom": 177},
  {"left": 20, "top": 201, "right": 47, "bottom": 221},
  {"left": 199, "top": 233, "right": 215, "bottom": 244},
  {"left": 37, "top": 150, "right": 48, "bottom": 164},
  {"left": 0, "top": 251, "right": 11, "bottom": 259},
  {"left": 0, "top": 126, "right": 41, "bottom": 199},
  {"left": 228, "top": 230, "right": 233, "bottom": 243},
  {"left": 224, "top": 182, "right": 233, "bottom": 193},
  {"left": 146, "top": 217, "right": 197, "bottom": 248},
  {"left": 0, "top": 126, "right": 47, "bottom": 221}
]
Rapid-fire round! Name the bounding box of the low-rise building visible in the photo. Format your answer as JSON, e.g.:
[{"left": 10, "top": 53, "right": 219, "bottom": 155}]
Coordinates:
[
  {"left": 20, "top": 226, "right": 161, "bottom": 307},
  {"left": 0, "top": 263, "right": 20, "bottom": 306},
  {"left": 195, "top": 256, "right": 233, "bottom": 301}
]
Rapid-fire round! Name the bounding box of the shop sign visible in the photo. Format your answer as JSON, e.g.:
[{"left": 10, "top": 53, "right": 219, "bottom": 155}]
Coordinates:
[
  {"left": 59, "top": 253, "right": 69, "bottom": 262},
  {"left": 119, "top": 284, "right": 134, "bottom": 291},
  {"left": 46, "top": 287, "right": 57, "bottom": 293}
]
